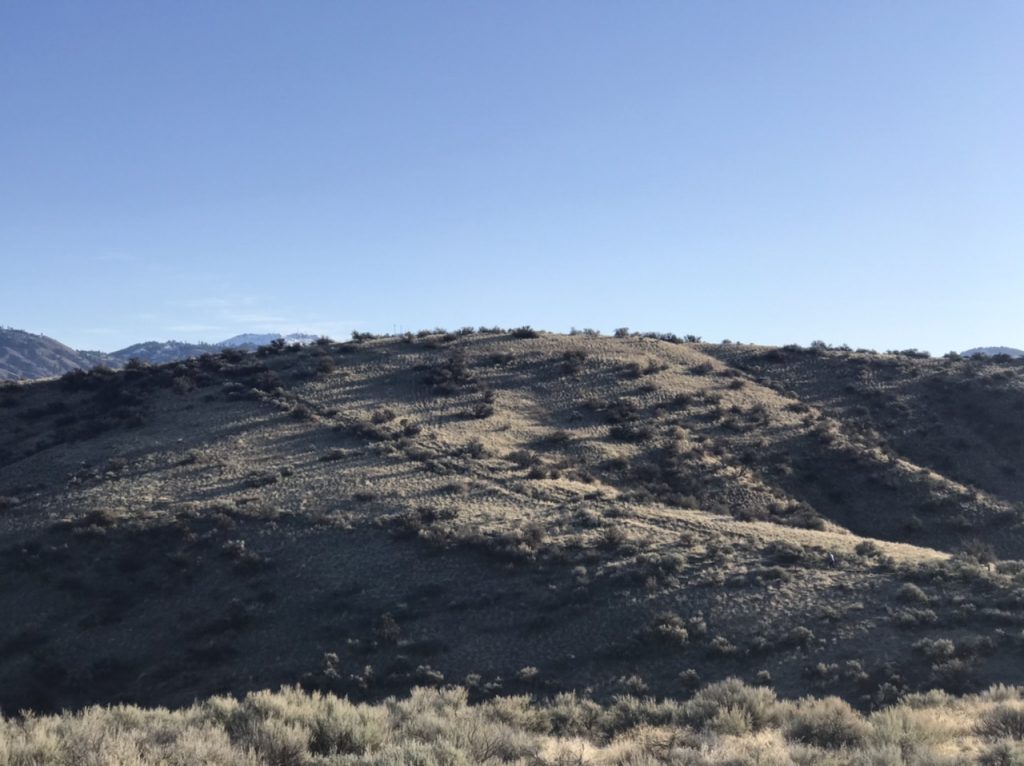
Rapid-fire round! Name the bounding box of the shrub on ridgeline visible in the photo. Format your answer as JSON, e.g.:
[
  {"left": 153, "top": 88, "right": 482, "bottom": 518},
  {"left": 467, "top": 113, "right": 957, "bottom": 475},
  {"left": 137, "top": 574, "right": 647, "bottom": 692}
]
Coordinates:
[{"left": 509, "top": 326, "right": 539, "bottom": 339}]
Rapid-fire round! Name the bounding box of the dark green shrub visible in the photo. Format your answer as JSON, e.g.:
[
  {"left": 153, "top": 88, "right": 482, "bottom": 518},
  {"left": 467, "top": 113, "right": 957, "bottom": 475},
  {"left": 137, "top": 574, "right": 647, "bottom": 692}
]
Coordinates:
[
  {"left": 708, "top": 635, "right": 738, "bottom": 656},
  {"left": 375, "top": 613, "right": 401, "bottom": 643},
  {"left": 561, "top": 350, "right": 588, "bottom": 375},
  {"left": 893, "top": 608, "right": 938, "bottom": 628},
  {"left": 913, "top": 638, "right": 956, "bottom": 660},
  {"left": 371, "top": 408, "right": 397, "bottom": 424},
  {"left": 897, "top": 583, "right": 930, "bottom": 603},
  {"left": 855, "top": 541, "right": 882, "bottom": 558},
  {"left": 636, "top": 613, "right": 689, "bottom": 647},
  {"left": 472, "top": 402, "right": 495, "bottom": 419},
  {"left": 788, "top": 626, "right": 816, "bottom": 647},
  {"left": 962, "top": 539, "right": 999, "bottom": 565},
  {"left": 424, "top": 353, "right": 475, "bottom": 395}
]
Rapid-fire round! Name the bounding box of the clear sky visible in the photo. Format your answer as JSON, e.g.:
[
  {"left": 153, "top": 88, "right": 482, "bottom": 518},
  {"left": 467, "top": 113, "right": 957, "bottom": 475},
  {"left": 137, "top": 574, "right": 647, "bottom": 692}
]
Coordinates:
[{"left": 2, "top": 2, "right": 1021, "bottom": 353}]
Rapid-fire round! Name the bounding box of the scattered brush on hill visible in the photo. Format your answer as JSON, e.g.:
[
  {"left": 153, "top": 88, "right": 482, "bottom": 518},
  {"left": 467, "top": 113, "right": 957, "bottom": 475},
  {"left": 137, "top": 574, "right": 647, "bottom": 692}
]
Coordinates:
[{"left": 3, "top": 329, "right": 1024, "bottom": 717}]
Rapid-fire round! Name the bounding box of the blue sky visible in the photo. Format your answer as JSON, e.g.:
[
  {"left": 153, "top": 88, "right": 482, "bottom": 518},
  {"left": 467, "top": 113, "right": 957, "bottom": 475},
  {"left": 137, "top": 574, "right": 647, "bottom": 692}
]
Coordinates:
[{"left": 2, "top": 2, "right": 1021, "bottom": 353}]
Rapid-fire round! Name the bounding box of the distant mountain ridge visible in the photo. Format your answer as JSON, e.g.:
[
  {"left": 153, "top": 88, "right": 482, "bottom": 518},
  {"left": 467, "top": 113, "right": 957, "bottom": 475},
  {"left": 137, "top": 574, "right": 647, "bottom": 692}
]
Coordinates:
[
  {"left": 0, "top": 328, "right": 321, "bottom": 380},
  {"left": 107, "top": 340, "right": 221, "bottom": 366},
  {"left": 962, "top": 346, "right": 1024, "bottom": 358},
  {"left": 0, "top": 328, "right": 109, "bottom": 381},
  {"left": 220, "top": 333, "right": 318, "bottom": 348}
]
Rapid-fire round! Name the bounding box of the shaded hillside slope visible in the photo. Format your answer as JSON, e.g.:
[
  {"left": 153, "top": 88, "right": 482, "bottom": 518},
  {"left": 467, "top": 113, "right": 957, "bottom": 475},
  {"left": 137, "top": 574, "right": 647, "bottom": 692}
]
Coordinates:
[
  {"left": 1, "top": 331, "right": 1023, "bottom": 715},
  {"left": 704, "top": 343, "right": 1024, "bottom": 520}
]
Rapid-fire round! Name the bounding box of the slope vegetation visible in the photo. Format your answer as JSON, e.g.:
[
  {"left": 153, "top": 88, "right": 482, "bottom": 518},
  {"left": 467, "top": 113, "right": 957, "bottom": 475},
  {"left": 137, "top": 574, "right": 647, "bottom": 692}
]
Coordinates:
[{"left": 1, "top": 331, "right": 1023, "bottom": 715}]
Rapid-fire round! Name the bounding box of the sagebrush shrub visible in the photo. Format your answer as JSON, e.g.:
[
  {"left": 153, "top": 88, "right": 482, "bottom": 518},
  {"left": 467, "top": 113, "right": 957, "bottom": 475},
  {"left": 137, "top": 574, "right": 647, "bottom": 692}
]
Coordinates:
[
  {"left": 897, "top": 583, "right": 929, "bottom": 603},
  {"left": 869, "top": 705, "right": 949, "bottom": 755},
  {"left": 786, "top": 696, "right": 870, "bottom": 749},
  {"left": 980, "top": 740, "right": 1024, "bottom": 766},
  {"left": 685, "top": 678, "right": 779, "bottom": 732},
  {"left": 979, "top": 704, "right": 1024, "bottom": 741}
]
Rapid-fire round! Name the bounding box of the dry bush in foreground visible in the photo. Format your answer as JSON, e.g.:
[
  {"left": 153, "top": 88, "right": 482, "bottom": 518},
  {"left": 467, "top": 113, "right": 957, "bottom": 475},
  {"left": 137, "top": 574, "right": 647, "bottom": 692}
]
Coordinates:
[{"left": 3, "top": 680, "right": 1024, "bottom": 765}]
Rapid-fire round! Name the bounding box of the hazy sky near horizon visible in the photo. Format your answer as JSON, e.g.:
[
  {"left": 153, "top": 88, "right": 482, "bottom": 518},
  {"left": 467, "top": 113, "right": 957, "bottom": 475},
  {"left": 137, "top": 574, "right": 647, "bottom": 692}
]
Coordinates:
[{"left": 2, "top": 2, "right": 1021, "bottom": 353}]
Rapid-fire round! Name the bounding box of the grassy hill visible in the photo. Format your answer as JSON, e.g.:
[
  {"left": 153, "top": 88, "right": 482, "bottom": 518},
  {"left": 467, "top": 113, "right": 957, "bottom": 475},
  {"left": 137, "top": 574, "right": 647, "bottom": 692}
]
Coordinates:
[{"left": 2, "top": 329, "right": 1024, "bottom": 719}]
